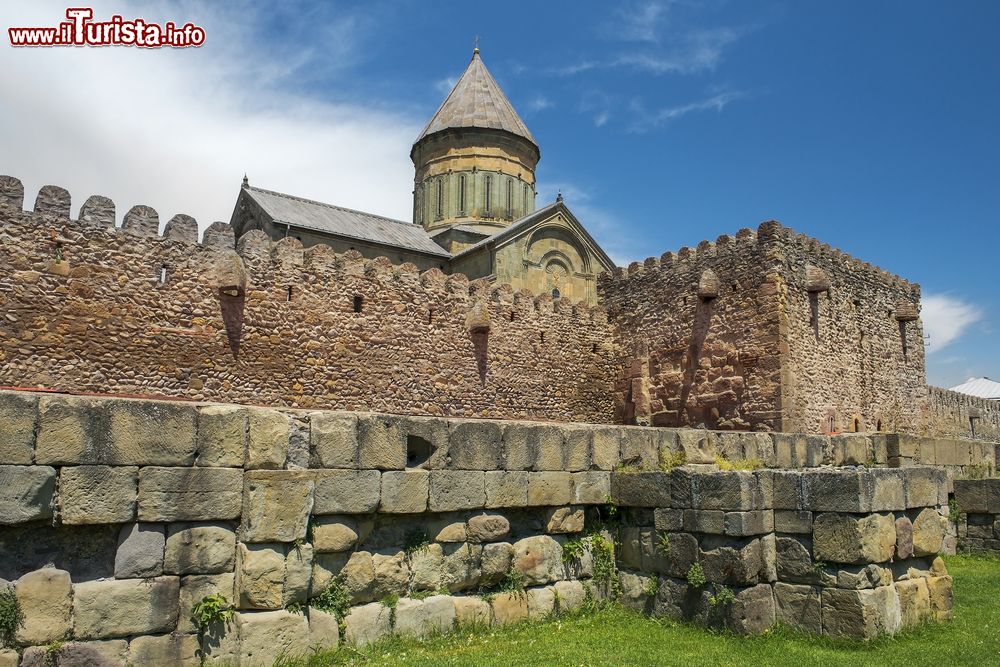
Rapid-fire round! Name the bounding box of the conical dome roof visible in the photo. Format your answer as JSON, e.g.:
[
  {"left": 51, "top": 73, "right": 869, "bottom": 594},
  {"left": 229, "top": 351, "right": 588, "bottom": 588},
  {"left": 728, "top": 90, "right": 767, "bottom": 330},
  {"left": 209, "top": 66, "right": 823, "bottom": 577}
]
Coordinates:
[{"left": 415, "top": 50, "right": 536, "bottom": 146}]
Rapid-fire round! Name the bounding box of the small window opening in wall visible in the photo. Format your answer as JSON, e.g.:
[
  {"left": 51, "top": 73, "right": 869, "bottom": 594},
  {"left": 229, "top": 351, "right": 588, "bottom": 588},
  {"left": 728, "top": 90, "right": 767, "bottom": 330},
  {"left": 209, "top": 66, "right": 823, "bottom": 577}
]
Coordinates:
[
  {"left": 551, "top": 288, "right": 560, "bottom": 299},
  {"left": 157, "top": 265, "right": 168, "bottom": 286},
  {"left": 853, "top": 418, "right": 861, "bottom": 432},
  {"left": 54, "top": 242, "right": 64, "bottom": 261},
  {"left": 899, "top": 321, "right": 908, "bottom": 360},
  {"left": 427, "top": 308, "right": 434, "bottom": 324},
  {"left": 682, "top": 296, "right": 688, "bottom": 306},
  {"left": 406, "top": 435, "right": 433, "bottom": 468},
  {"left": 828, "top": 416, "right": 836, "bottom": 433},
  {"left": 353, "top": 295, "right": 363, "bottom": 313},
  {"left": 286, "top": 286, "right": 293, "bottom": 302},
  {"left": 509, "top": 311, "right": 515, "bottom": 322},
  {"left": 876, "top": 420, "right": 883, "bottom": 432},
  {"left": 591, "top": 343, "right": 598, "bottom": 353},
  {"left": 540, "top": 332, "right": 546, "bottom": 344},
  {"left": 732, "top": 283, "right": 738, "bottom": 293}
]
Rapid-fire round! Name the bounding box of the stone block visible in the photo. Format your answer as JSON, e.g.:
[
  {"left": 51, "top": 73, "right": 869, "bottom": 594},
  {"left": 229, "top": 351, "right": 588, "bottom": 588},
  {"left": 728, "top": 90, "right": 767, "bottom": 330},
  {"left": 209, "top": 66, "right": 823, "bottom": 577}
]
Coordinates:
[
  {"left": 502, "top": 422, "right": 560, "bottom": 470},
  {"left": 905, "top": 467, "right": 948, "bottom": 508},
  {"left": 527, "top": 586, "right": 556, "bottom": 619},
  {"left": 740, "top": 432, "right": 777, "bottom": 466},
  {"left": 911, "top": 507, "right": 947, "bottom": 556},
  {"left": 927, "top": 575, "right": 953, "bottom": 620},
  {"left": 0, "top": 391, "right": 36, "bottom": 464},
  {"left": 512, "top": 535, "right": 564, "bottom": 586},
  {"left": 0, "top": 650, "right": 15, "bottom": 667},
  {"left": 15, "top": 568, "right": 72, "bottom": 645},
  {"left": 554, "top": 580, "right": 586, "bottom": 613},
  {"left": 397, "top": 416, "right": 450, "bottom": 470},
  {"left": 247, "top": 407, "right": 289, "bottom": 469},
  {"left": 774, "top": 433, "right": 827, "bottom": 468},
  {"left": 700, "top": 537, "right": 763, "bottom": 585},
  {"left": 724, "top": 510, "right": 774, "bottom": 537},
  {"left": 683, "top": 509, "right": 725, "bottom": 534},
  {"left": 341, "top": 551, "right": 377, "bottom": 603},
  {"left": 621, "top": 427, "right": 659, "bottom": 468},
  {"left": 22, "top": 640, "right": 129, "bottom": 667},
  {"left": 409, "top": 543, "right": 444, "bottom": 591},
  {"left": 468, "top": 513, "right": 511, "bottom": 542},
  {"left": 821, "top": 586, "right": 901, "bottom": 639},
  {"left": 313, "top": 469, "right": 381, "bottom": 514},
  {"left": 312, "top": 516, "right": 368, "bottom": 553},
  {"left": 491, "top": 591, "right": 529, "bottom": 626},
  {"left": 761, "top": 533, "right": 777, "bottom": 582},
  {"left": 895, "top": 516, "right": 914, "bottom": 560},
  {"left": 114, "top": 523, "right": 165, "bottom": 578},
  {"left": 107, "top": 399, "right": 197, "bottom": 465},
  {"left": 896, "top": 577, "right": 931, "bottom": 627},
  {"left": 308, "top": 608, "right": 340, "bottom": 652},
  {"left": 830, "top": 433, "right": 872, "bottom": 466},
  {"left": 813, "top": 512, "right": 896, "bottom": 564},
  {"left": 236, "top": 543, "right": 285, "bottom": 609},
  {"left": 771, "top": 470, "right": 804, "bottom": 510},
  {"left": 72, "top": 576, "right": 179, "bottom": 639},
  {"left": 177, "top": 573, "right": 235, "bottom": 634},
  {"left": 802, "top": 470, "right": 871, "bottom": 512},
  {"left": 692, "top": 471, "right": 767, "bottom": 510},
  {"left": 129, "top": 633, "right": 200, "bottom": 666},
  {"left": 310, "top": 553, "right": 349, "bottom": 595},
  {"left": 485, "top": 470, "right": 528, "bottom": 507},
  {"left": 139, "top": 467, "right": 242, "bottom": 521},
  {"left": 563, "top": 427, "right": 592, "bottom": 471},
  {"left": 618, "top": 526, "right": 643, "bottom": 570},
  {"left": 309, "top": 411, "right": 358, "bottom": 468},
  {"left": 394, "top": 595, "right": 455, "bottom": 637},
  {"left": 196, "top": 405, "right": 247, "bottom": 467},
  {"left": 480, "top": 542, "right": 514, "bottom": 586},
  {"left": 591, "top": 426, "right": 622, "bottom": 470},
  {"left": 35, "top": 395, "right": 104, "bottom": 464},
  {"left": 572, "top": 471, "right": 611, "bottom": 505},
  {"left": 380, "top": 470, "right": 429, "bottom": 513},
  {"left": 284, "top": 543, "right": 314, "bottom": 605},
  {"left": 610, "top": 471, "right": 670, "bottom": 507},
  {"left": 59, "top": 465, "right": 137, "bottom": 525},
  {"left": 454, "top": 595, "right": 491, "bottom": 627},
  {"left": 344, "top": 602, "right": 392, "bottom": 646},
  {"left": 936, "top": 439, "right": 972, "bottom": 466},
  {"left": 545, "top": 506, "right": 585, "bottom": 534},
  {"left": 0, "top": 465, "right": 55, "bottom": 524},
  {"left": 774, "top": 509, "right": 812, "bottom": 534},
  {"left": 868, "top": 469, "right": 907, "bottom": 512},
  {"left": 164, "top": 522, "right": 237, "bottom": 575},
  {"left": 649, "top": 509, "right": 680, "bottom": 532},
  {"left": 447, "top": 419, "right": 503, "bottom": 470},
  {"left": 430, "top": 518, "right": 467, "bottom": 542},
  {"left": 677, "top": 429, "right": 717, "bottom": 464},
  {"left": 725, "top": 583, "right": 775, "bottom": 635},
  {"left": 372, "top": 551, "right": 409, "bottom": 599},
  {"left": 241, "top": 470, "right": 316, "bottom": 543},
  {"left": 237, "top": 610, "right": 311, "bottom": 663},
  {"left": 953, "top": 479, "right": 990, "bottom": 513},
  {"left": 773, "top": 582, "right": 821, "bottom": 634},
  {"left": 527, "top": 472, "right": 573, "bottom": 506},
  {"left": 356, "top": 414, "right": 407, "bottom": 470},
  {"left": 429, "top": 470, "right": 486, "bottom": 511},
  {"left": 775, "top": 535, "right": 815, "bottom": 583},
  {"left": 441, "top": 542, "right": 482, "bottom": 592}
]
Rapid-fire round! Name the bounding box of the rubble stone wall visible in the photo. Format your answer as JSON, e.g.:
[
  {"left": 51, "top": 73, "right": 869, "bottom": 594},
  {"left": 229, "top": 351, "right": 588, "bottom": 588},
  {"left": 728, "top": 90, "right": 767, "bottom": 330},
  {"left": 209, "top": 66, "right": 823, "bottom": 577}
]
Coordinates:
[
  {"left": 598, "top": 222, "right": 925, "bottom": 436},
  {"left": 0, "top": 390, "right": 958, "bottom": 666},
  {"left": 921, "top": 387, "right": 1000, "bottom": 443},
  {"left": 954, "top": 479, "right": 1000, "bottom": 554},
  {"left": 0, "top": 179, "right": 615, "bottom": 423},
  {"left": 609, "top": 467, "right": 954, "bottom": 638}
]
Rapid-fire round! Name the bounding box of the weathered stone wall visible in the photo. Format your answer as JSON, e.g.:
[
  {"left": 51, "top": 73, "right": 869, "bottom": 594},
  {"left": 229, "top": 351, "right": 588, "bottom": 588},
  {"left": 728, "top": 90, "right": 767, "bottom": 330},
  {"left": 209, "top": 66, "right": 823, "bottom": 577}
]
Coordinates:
[
  {"left": 0, "top": 390, "right": 958, "bottom": 665},
  {"left": 0, "top": 178, "right": 615, "bottom": 422},
  {"left": 920, "top": 387, "right": 1000, "bottom": 443},
  {"left": 598, "top": 221, "right": 925, "bottom": 435},
  {"left": 610, "top": 467, "right": 954, "bottom": 638},
  {"left": 953, "top": 479, "right": 1000, "bottom": 554},
  {"left": 776, "top": 225, "right": 924, "bottom": 435},
  {"left": 597, "top": 227, "right": 784, "bottom": 430}
]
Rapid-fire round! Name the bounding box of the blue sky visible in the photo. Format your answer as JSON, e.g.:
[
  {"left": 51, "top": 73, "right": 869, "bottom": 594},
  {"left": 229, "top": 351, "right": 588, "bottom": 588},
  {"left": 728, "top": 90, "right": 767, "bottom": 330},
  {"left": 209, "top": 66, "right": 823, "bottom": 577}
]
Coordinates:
[{"left": 0, "top": 0, "right": 996, "bottom": 387}]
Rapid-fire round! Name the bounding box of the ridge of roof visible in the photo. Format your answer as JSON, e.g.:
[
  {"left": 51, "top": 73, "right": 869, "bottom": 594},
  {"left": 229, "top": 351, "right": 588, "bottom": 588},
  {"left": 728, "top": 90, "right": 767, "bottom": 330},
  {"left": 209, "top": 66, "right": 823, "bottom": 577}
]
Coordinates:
[{"left": 247, "top": 185, "right": 414, "bottom": 228}]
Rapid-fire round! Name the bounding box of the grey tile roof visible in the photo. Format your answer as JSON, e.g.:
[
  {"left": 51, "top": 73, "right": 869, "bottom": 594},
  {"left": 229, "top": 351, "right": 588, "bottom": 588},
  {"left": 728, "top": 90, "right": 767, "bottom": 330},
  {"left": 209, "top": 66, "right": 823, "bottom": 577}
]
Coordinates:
[
  {"left": 949, "top": 377, "right": 1000, "bottom": 400},
  {"left": 246, "top": 186, "right": 450, "bottom": 258},
  {"left": 416, "top": 50, "right": 536, "bottom": 145}
]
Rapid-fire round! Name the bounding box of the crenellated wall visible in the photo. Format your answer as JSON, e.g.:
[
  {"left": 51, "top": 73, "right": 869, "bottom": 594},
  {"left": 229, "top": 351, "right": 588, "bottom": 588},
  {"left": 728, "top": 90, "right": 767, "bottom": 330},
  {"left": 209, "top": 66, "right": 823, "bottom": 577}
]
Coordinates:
[
  {"left": 598, "top": 221, "right": 925, "bottom": 435},
  {"left": 0, "top": 177, "right": 616, "bottom": 423},
  {"left": 920, "top": 386, "right": 1000, "bottom": 442}
]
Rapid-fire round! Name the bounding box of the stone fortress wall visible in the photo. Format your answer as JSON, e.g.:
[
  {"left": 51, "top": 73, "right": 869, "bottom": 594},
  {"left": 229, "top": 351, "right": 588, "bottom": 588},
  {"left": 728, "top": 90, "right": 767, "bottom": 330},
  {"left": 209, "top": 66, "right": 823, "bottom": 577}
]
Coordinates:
[
  {"left": 953, "top": 478, "right": 1000, "bottom": 554},
  {"left": 0, "top": 177, "right": 615, "bottom": 424},
  {"left": 599, "top": 222, "right": 926, "bottom": 436},
  {"left": 0, "top": 390, "right": 958, "bottom": 666}
]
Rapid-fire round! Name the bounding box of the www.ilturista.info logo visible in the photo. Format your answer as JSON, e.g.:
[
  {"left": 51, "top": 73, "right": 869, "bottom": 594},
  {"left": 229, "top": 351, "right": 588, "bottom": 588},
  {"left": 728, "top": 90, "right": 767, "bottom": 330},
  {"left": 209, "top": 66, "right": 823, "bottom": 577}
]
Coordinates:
[{"left": 8, "top": 7, "right": 205, "bottom": 48}]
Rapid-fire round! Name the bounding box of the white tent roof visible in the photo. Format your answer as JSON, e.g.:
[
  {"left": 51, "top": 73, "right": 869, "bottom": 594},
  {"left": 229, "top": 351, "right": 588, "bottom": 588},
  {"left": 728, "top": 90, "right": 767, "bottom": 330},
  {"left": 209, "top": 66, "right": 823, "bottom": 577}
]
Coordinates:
[{"left": 949, "top": 377, "right": 1000, "bottom": 400}]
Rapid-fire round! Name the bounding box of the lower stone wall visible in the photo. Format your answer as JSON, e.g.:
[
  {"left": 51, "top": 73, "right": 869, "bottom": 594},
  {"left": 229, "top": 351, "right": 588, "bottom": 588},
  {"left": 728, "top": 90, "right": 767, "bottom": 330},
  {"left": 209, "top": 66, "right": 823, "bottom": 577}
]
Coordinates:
[
  {"left": 608, "top": 467, "right": 954, "bottom": 638},
  {"left": 954, "top": 479, "right": 1000, "bottom": 554}
]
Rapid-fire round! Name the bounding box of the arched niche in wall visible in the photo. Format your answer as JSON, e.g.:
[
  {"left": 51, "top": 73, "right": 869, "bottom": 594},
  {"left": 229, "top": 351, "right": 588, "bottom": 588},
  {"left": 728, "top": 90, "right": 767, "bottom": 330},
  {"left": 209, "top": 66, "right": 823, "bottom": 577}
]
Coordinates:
[{"left": 524, "top": 224, "right": 592, "bottom": 274}]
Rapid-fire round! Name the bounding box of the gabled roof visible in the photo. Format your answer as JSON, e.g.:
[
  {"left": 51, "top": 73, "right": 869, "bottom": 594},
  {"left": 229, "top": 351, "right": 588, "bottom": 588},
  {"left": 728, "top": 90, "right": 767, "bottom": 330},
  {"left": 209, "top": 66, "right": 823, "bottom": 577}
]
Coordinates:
[
  {"left": 949, "top": 377, "right": 1000, "bottom": 400},
  {"left": 451, "top": 200, "right": 616, "bottom": 272},
  {"left": 242, "top": 186, "right": 450, "bottom": 258},
  {"left": 415, "top": 50, "right": 536, "bottom": 146}
]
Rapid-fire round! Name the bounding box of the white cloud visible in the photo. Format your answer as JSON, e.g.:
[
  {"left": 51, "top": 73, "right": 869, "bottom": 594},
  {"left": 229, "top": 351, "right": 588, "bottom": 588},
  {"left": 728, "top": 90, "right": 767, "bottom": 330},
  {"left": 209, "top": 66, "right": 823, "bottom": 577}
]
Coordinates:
[
  {"left": 525, "top": 94, "right": 553, "bottom": 113},
  {"left": 434, "top": 75, "right": 459, "bottom": 96},
  {"left": 616, "top": 1, "right": 669, "bottom": 43},
  {"left": 628, "top": 89, "right": 743, "bottom": 132},
  {"left": 0, "top": 1, "right": 421, "bottom": 232},
  {"left": 922, "top": 294, "right": 983, "bottom": 354}
]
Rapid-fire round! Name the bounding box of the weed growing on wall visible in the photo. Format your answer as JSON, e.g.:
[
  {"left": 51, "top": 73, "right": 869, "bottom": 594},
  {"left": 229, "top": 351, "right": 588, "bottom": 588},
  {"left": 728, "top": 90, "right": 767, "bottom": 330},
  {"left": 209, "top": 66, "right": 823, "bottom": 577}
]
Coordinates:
[
  {"left": 708, "top": 585, "right": 735, "bottom": 607},
  {"left": 311, "top": 574, "right": 352, "bottom": 634},
  {"left": 0, "top": 586, "right": 24, "bottom": 649},
  {"left": 686, "top": 563, "right": 706, "bottom": 588},
  {"left": 191, "top": 593, "right": 235, "bottom": 633},
  {"left": 380, "top": 593, "right": 399, "bottom": 627},
  {"left": 714, "top": 456, "right": 762, "bottom": 471},
  {"left": 656, "top": 531, "right": 670, "bottom": 556},
  {"left": 501, "top": 566, "right": 527, "bottom": 600}
]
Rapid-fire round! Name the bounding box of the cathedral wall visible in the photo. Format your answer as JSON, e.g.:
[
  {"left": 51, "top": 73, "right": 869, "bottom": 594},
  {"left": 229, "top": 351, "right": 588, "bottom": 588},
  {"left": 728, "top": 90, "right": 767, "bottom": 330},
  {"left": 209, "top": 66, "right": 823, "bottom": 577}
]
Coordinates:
[
  {"left": 0, "top": 179, "right": 615, "bottom": 423},
  {"left": 597, "top": 227, "right": 785, "bottom": 431}
]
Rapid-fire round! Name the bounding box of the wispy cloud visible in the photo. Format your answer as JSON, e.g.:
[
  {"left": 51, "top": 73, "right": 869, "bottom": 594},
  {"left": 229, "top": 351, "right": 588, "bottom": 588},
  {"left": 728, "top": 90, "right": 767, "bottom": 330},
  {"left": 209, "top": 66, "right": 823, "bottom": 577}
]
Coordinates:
[
  {"left": 628, "top": 89, "right": 743, "bottom": 132},
  {"left": 434, "top": 75, "right": 459, "bottom": 96},
  {"left": 525, "top": 94, "right": 554, "bottom": 113},
  {"left": 922, "top": 294, "right": 984, "bottom": 354},
  {"left": 616, "top": 1, "right": 670, "bottom": 43},
  {"left": 614, "top": 26, "right": 743, "bottom": 74},
  {"left": 0, "top": 1, "right": 420, "bottom": 228}
]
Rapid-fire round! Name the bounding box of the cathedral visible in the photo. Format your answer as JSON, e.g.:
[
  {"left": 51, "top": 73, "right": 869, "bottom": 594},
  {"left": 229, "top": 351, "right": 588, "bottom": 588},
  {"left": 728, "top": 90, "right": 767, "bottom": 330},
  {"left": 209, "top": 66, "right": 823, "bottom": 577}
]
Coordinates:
[{"left": 228, "top": 48, "right": 615, "bottom": 304}]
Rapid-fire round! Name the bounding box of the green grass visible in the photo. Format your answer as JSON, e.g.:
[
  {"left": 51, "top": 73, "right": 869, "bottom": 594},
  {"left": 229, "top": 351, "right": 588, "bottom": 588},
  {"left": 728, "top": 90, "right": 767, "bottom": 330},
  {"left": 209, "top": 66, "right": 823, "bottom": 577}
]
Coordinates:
[{"left": 281, "top": 554, "right": 1000, "bottom": 666}]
